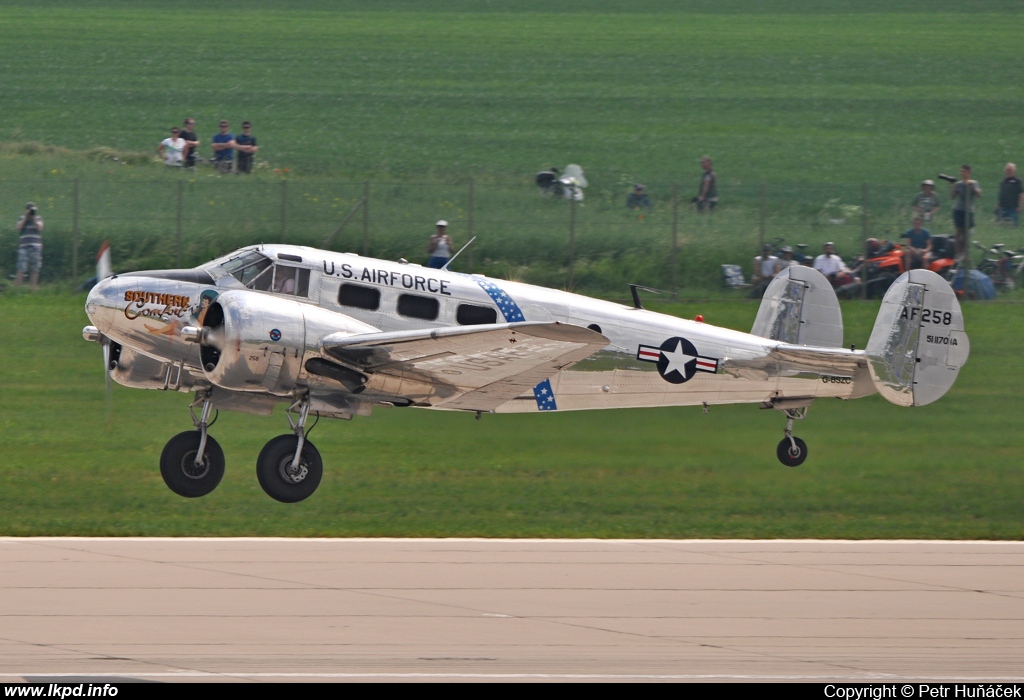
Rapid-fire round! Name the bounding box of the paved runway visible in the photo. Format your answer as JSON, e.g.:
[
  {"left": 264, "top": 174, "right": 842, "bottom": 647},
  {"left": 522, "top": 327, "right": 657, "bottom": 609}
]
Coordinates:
[{"left": 1, "top": 538, "right": 1022, "bottom": 682}]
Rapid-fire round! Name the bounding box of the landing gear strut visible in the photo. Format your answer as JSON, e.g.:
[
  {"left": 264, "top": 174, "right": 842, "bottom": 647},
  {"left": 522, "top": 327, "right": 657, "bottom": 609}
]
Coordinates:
[
  {"left": 160, "top": 393, "right": 225, "bottom": 497},
  {"left": 775, "top": 406, "right": 808, "bottom": 467},
  {"left": 256, "top": 397, "right": 323, "bottom": 503}
]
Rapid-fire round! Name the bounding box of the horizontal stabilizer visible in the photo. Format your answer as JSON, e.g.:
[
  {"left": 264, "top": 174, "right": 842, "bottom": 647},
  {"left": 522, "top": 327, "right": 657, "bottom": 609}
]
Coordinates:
[
  {"left": 751, "top": 266, "right": 843, "bottom": 348},
  {"left": 866, "top": 269, "right": 969, "bottom": 407}
]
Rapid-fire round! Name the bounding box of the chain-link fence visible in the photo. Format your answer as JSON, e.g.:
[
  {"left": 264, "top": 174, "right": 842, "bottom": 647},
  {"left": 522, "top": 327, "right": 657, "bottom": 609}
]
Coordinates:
[{"left": 3, "top": 176, "right": 1020, "bottom": 296}]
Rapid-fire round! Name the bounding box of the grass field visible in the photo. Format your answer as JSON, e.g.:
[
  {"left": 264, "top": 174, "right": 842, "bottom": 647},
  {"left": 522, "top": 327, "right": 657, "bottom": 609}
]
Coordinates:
[
  {"left": 1, "top": 2, "right": 1022, "bottom": 538},
  {"left": 3, "top": 1, "right": 1024, "bottom": 293},
  {"left": 0, "top": 292, "right": 1020, "bottom": 538},
  {"left": 2, "top": 0, "right": 1023, "bottom": 186}
]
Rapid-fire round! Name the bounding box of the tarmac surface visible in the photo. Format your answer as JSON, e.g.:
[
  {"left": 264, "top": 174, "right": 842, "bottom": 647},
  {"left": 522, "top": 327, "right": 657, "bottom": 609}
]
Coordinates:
[{"left": 1, "top": 538, "right": 1023, "bottom": 683}]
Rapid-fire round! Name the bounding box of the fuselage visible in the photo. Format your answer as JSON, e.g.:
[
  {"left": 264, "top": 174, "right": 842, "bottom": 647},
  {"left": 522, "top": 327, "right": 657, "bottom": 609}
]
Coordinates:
[{"left": 85, "top": 244, "right": 869, "bottom": 415}]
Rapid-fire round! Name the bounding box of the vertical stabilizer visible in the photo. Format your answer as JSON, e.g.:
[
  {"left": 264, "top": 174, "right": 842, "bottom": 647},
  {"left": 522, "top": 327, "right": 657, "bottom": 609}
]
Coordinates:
[
  {"left": 751, "top": 266, "right": 843, "bottom": 347},
  {"left": 866, "top": 269, "right": 969, "bottom": 407}
]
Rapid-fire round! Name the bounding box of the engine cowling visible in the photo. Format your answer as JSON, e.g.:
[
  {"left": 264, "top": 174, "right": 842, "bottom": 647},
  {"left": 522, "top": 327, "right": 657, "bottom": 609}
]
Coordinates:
[{"left": 195, "top": 290, "right": 378, "bottom": 395}]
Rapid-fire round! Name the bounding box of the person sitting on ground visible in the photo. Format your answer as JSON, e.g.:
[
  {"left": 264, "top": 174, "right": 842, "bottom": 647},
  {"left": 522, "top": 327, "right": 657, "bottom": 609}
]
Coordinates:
[
  {"left": 813, "top": 241, "right": 859, "bottom": 287},
  {"left": 901, "top": 217, "right": 932, "bottom": 270},
  {"left": 626, "top": 184, "right": 651, "bottom": 209},
  {"left": 777, "top": 246, "right": 796, "bottom": 271},
  {"left": 996, "top": 162, "right": 1023, "bottom": 227},
  {"left": 912, "top": 180, "right": 941, "bottom": 223},
  {"left": 750, "top": 244, "right": 782, "bottom": 298}
]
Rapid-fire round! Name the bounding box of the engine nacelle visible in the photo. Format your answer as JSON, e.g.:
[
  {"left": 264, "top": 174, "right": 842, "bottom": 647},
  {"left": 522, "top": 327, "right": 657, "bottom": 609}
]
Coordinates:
[
  {"left": 108, "top": 343, "right": 198, "bottom": 392},
  {"left": 196, "top": 290, "right": 378, "bottom": 395}
]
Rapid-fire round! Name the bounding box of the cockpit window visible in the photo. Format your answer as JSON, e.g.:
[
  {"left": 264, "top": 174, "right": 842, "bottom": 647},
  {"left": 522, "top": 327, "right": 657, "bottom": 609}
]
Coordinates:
[{"left": 224, "top": 252, "right": 273, "bottom": 287}]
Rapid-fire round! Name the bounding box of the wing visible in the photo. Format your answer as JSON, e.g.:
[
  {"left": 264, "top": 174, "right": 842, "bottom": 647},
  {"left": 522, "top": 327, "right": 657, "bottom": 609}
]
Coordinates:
[{"left": 320, "top": 322, "right": 607, "bottom": 412}]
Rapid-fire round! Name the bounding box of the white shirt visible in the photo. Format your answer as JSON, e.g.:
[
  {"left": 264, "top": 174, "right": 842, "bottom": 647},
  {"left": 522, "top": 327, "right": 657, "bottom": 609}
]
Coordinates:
[
  {"left": 754, "top": 255, "right": 779, "bottom": 278},
  {"left": 814, "top": 253, "right": 845, "bottom": 276},
  {"left": 160, "top": 137, "right": 185, "bottom": 166}
]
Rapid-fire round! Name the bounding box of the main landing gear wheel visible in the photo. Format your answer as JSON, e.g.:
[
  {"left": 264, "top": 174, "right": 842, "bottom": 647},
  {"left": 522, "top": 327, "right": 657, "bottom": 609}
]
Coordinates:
[
  {"left": 160, "top": 431, "right": 225, "bottom": 497},
  {"left": 256, "top": 435, "right": 323, "bottom": 503},
  {"left": 776, "top": 436, "right": 808, "bottom": 467}
]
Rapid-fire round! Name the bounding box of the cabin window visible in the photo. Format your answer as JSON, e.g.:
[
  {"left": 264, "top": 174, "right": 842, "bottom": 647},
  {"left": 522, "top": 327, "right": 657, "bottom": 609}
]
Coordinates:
[
  {"left": 397, "top": 294, "right": 439, "bottom": 320},
  {"left": 457, "top": 304, "right": 498, "bottom": 326},
  {"left": 272, "top": 265, "right": 310, "bottom": 297},
  {"left": 338, "top": 283, "right": 380, "bottom": 310}
]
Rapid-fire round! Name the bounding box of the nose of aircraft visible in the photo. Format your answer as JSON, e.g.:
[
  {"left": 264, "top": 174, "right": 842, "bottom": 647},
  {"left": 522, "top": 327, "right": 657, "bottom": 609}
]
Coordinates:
[{"left": 85, "top": 275, "right": 121, "bottom": 334}]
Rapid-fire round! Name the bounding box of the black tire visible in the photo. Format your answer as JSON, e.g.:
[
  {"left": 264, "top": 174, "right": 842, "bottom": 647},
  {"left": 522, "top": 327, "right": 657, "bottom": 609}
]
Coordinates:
[
  {"left": 776, "top": 436, "right": 808, "bottom": 467},
  {"left": 159, "top": 431, "right": 225, "bottom": 498},
  {"left": 256, "top": 435, "right": 323, "bottom": 503}
]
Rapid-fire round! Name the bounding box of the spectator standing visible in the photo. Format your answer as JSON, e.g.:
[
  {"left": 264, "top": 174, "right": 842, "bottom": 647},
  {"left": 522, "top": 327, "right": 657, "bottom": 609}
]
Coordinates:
[
  {"left": 901, "top": 217, "right": 932, "bottom": 269},
  {"left": 996, "top": 163, "right": 1023, "bottom": 226},
  {"left": 14, "top": 202, "right": 44, "bottom": 290},
  {"left": 950, "top": 164, "right": 981, "bottom": 260},
  {"left": 695, "top": 156, "right": 717, "bottom": 212},
  {"left": 157, "top": 127, "right": 186, "bottom": 167},
  {"left": 211, "top": 120, "right": 236, "bottom": 173},
  {"left": 235, "top": 121, "right": 259, "bottom": 174},
  {"left": 427, "top": 220, "right": 453, "bottom": 269},
  {"left": 180, "top": 118, "right": 200, "bottom": 168},
  {"left": 626, "top": 184, "right": 651, "bottom": 209},
  {"left": 911, "top": 179, "right": 941, "bottom": 222}
]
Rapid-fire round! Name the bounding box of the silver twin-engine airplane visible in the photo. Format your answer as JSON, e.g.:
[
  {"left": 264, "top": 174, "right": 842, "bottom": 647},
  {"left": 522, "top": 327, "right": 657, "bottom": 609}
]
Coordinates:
[{"left": 83, "top": 244, "right": 970, "bottom": 503}]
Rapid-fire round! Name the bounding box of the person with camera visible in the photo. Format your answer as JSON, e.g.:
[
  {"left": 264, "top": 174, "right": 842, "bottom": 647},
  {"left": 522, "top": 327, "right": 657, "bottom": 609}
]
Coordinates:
[
  {"left": 943, "top": 165, "right": 981, "bottom": 260},
  {"left": 14, "top": 202, "right": 44, "bottom": 290},
  {"left": 427, "top": 220, "right": 454, "bottom": 269}
]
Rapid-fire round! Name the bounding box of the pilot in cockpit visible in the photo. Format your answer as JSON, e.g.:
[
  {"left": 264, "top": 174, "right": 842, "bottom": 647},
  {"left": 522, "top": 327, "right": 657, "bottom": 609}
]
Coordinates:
[{"left": 274, "top": 266, "right": 297, "bottom": 295}]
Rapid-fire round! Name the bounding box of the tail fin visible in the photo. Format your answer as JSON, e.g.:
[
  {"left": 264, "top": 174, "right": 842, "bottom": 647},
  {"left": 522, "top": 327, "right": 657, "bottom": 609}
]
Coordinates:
[
  {"left": 866, "top": 269, "right": 969, "bottom": 407},
  {"left": 751, "top": 265, "right": 843, "bottom": 347}
]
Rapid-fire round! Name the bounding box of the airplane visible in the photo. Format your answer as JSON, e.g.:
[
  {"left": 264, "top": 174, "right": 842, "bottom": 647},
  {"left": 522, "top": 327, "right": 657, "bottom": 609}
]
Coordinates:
[{"left": 82, "top": 244, "right": 970, "bottom": 503}]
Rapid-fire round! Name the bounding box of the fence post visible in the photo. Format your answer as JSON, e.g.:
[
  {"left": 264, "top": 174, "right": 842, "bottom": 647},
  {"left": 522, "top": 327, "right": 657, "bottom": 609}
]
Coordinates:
[
  {"left": 176, "top": 180, "right": 183, "bottom": 267},
  {"left": 467, "top": 178, "right": 475, "bottom": 273},
  {"left": 861, "top": 182, "right": 869, "bottom": 299},
  {"left": 72, "top": 178, "right": 80, "bottom": 281},
  {"left": 568, "top": 196, "right": 577, "bottom": 289},
  {"left": 280, "top": 179, "right": 288, "bottom": 243},
  {"left": 759, "top": 181, "right": 767, "bottom": 250},
  {"left": 671, "top": 183, "right": 680, "bottom": 296},
  {"left": 362, "top": 180, "right": 370, "bottom": 256}
]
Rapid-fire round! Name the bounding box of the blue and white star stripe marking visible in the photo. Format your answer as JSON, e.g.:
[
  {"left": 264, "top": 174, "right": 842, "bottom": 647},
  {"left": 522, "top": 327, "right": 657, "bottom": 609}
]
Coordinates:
[
  {"left": 475, "top": 279, "right": 526, "bottom": 322},
  {"left": 475, "top": 279, "right": 557, "bottom": 411}
]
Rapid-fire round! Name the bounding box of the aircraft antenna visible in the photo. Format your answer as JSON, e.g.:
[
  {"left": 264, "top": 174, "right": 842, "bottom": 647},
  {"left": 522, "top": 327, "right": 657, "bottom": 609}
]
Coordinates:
[
  {"left": 441, "top": 236, "right": 476, "bottom": 271},
  {"left": 629, "top": 284, "right": 662, "bottom": 310}
]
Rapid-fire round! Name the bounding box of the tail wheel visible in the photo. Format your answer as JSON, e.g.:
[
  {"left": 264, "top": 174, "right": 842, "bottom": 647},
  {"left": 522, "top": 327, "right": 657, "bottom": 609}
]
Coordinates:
[
  {"left": 256, "top": 435, "right": 323, "bottom": 503},
  {"left": 160, "top": 431, "right": 225, "bottom": 498},
  {"left": 776, "top": 437, "right": 808, "bottom": 467}
]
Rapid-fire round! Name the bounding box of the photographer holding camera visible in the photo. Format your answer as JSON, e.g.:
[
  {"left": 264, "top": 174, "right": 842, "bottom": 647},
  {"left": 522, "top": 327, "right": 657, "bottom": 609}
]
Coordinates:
[
  {"left": 14, "top": 202, "right": 44, "bottom": 290},
  {"left": 941, "top": 165, "right": 981, "bottom": 261}
]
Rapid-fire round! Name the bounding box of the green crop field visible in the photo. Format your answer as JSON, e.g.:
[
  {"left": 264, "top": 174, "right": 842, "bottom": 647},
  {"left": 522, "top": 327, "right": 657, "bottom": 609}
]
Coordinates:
[
  {"left": 1, "top": 1, "right": 1022, "bottom": 537},
  {"left": 3, "top": 1, "right": 1024, "bottom": 293},
  {"left": 0, "top": 292, "right": 1020, "bottom": 538}
]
